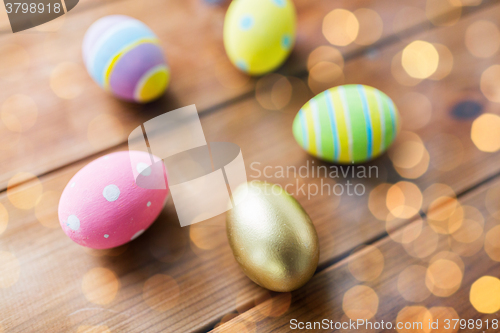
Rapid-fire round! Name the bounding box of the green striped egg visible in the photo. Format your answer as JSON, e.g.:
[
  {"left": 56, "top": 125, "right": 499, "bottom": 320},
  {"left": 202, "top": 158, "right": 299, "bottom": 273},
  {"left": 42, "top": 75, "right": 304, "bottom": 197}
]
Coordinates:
[{"left": 293, "top": 85, "right": 400, "bottom": 164}]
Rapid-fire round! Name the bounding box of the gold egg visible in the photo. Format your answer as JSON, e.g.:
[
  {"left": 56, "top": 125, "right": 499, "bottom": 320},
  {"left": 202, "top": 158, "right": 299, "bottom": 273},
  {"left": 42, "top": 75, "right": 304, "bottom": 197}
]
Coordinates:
[{"left": 226, "top": 181, "right": 319, "bottom": 292}]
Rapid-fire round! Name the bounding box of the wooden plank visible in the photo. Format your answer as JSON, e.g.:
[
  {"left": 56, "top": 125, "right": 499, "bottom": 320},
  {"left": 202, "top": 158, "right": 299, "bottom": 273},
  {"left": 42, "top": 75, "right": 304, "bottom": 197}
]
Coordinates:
[
  {"left": 0, "top": 0, "right": 493, "bottom": 190},
  {"left": 214, "top": 177, "right": 500, "bottom": 332},
  {"left": 0, "top": 72, "right": 496, "bottom": 332},
  {"left": 2, "top": 2, "right": 500, "bottom": 333}
]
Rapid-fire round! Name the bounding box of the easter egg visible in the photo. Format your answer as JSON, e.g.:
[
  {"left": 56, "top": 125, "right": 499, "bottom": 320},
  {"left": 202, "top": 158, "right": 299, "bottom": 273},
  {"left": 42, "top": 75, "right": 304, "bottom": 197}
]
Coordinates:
[
  {"left": 82, "top": 15, "right": 170, "bottom": 103},
  {"left": 223, "top": 0, "right": 296, "bottom": 75},
  {"left": 227, "top": 181, "right": 319, "bottom": 292},
  {"left": 293, "top": 84, "right": 401, "bottom": 164},
  {"left": 58, "top": 151, "right": 169, "bottom": 249}
]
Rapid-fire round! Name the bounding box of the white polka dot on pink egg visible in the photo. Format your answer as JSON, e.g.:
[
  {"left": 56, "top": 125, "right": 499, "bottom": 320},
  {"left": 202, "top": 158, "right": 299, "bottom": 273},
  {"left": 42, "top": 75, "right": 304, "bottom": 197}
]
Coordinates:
[{"left": 58, "top": 151, "right": 169, "bottom": 249}]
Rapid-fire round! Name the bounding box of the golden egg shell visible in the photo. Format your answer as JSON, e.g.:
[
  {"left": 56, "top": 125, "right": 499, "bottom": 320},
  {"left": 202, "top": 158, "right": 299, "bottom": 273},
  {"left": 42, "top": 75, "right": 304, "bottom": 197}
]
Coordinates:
[{"left": 226, "top": 181, "right": 320, "bottom": 292}]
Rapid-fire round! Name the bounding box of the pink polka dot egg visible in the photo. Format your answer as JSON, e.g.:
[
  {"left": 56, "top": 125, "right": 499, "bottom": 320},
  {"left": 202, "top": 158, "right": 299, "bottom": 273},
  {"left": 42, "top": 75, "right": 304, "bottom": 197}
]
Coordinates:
[{"left": 58, "top": 151, "right": 169, "bottom": 249}]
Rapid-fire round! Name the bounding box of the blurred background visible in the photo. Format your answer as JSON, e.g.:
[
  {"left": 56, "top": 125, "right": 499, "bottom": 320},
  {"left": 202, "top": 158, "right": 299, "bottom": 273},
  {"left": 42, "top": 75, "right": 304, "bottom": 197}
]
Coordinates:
[{"left": 1, "top": 0, "right": 500, "bottom": 332}]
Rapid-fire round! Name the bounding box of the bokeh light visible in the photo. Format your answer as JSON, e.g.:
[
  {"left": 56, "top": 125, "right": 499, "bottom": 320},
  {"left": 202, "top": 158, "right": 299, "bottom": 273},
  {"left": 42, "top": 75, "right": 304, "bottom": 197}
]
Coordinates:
[
  {"left": 428, "top": 307, "right": 459, "bottom": 333},
  {"left": 348, "top": 246, "right": 384, "bottom": 282},
  {"left": 484, "top": 225, "right": 500, "bottom": 261},
  {"left": 308, "top": 61, "right": 344, "bottom": 95},
  {"left": 430, "top": 251, "right": 464, "bottom": 273},
  {"left": 403, "top": 226, "right": 438, "bottom": 258},
  {"left": 426, "top": 0, "right": 462, "bottom": 27},
  {"left": 427, "top": 197, "right": 462, "bottom": 234},
  {"left": 426, "top": 259, "right": 463, "bottom": 297},
  {"left": 448, "top": 232, "right": 484, "bottom": 257},
  {"left": 50, "top": 62, "right": 86, "bottom": 99},
  {"left": 389, "top": 131, "right": 430, "bottom": 179},
  {"left": 214, "top": 313, "right": 238, "bottom": 328},
  {"left": 190, "top": 224, "right": 224, "bottom": 250},
  {"left": 391, "top": 51, "right": 423, "bottom": 86},
  {"left": 7, "top": 172, "right": 43, "bottom": 210},
  {"left": 353, "top": 8, "right": 383, "bottom": 45},
  {"left": 450, "top": 205, "right": 484, "bottom": 243},
  {"left": 422, "top": 183, "right": 456, "bottom": 207},
  {"left": 236, "top": 288, "right": 263, "bottom": 315},
  {"left": 87, "top": 114, "right": 125, "bottom": 150},
  {"left": 369, "top": 183, "right": 393, "bottom": 221},
  {"left": 82, "top": 267, "right": 120, "bottom": 305},
  {"left": 0, "top": 203, "right": 8, "bottom": 235},
  {"left": 397, "top": 92, "right": 432, "bottom": 131},
  {"left": 342, "top": 285, "right": 379, "bottom": 320},
  {"left": 465, "top": 20, "right": 500, "bottom": 58},
  {"left": 396, "top": 306, "right": 432, "bottom": 333},
  {"left": 389, "top": 140, "right": 426, "bottom": 169},
  {"left": 485, "top": 185, "right": 500, "bottom": 219},
  {"left": 340, "top": 315, "right": 378, "bottom": 333},
  {"left": 471, "top": 113, "right": 500, "bottom": 152},
  {"left": 0, "top": 251, "right": 20, "bottom": 288},
  {"left": 427, "top": 196, "right": 458, "bottom": 222},
  {"left": 322, "top": 9, "right": 359, "bottom": 46},
  {"left": 255, "top": 74, "right": 292, "bottom": 110},
  {"left": 307, "top": 46, "right": 344, "bottom": 71},
  {"left": 0, "top": 44, "right": 30, "bottom": 81},
  {"left": 189, "top": 215, "right": 226, "bottom": 258},
  {"left": 1, "top": 94, "right": 38, "bottom": 133},
  {"left": 470, "top": 276, "right": 500, "bottom": 314},
  {"left": 429, "top": 43, "right": 454, "bottom": 80},
  {"left": 35, "top": 191, "right": 62, "bottom": 229},
  {"left": 397, "top": 265, "right": 431, "bottom": 302},
  {"left": 143, "top": 274, "right": 180, "bottom": 312},
  {"left": 395, "top": 149, "right": 430, "bottom": 179},
  {"left": 386, "top": 181, "right": 423, "bottom": 219},
  {"left": 254, "top": 291, "right": 292, "bottom": 318},
  {"left": 0, "top": 121, "right": 20, "bottom": 153},
  {"left": 271, "top": 76, "right": 293, "bottom": 110},
  {"left": 480, "top": 65, "right": 500, "bottom": 102},
  {"left": 43, "top": 32, "right": 75, "bottom": 65},
  {"left": 285, "top": 77, "right": 312, "bottom": 112},
  {"left": 388, "top": 218, "right": 423, "bottom": 244},
  {"left": 402, "top": 41, "right": 439, "bottom": 79}
]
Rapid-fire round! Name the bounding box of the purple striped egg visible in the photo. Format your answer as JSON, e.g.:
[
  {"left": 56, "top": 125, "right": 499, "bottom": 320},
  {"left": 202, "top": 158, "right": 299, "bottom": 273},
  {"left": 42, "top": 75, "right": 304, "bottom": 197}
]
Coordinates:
[{"left": 83, "top": 15, "right": 170, "bottom": 103}]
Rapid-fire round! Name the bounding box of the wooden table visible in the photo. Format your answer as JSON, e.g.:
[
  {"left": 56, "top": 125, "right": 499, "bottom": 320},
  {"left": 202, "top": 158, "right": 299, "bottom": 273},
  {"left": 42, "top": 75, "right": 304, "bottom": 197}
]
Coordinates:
[{"left": 1, "top": 0, "right": 500, "bottom": 332}]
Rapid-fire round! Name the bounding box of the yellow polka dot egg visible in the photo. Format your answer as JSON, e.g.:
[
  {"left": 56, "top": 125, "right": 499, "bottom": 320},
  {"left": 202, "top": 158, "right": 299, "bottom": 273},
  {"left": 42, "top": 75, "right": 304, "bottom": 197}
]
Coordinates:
[
  {"left": 224, "top": 0, "right": 296, "bottom": 75},
  {"left": 293, "top": 85, "right": 401, "bottom": 164},
  {"left": 83, "top": 15, "right": 170, "bottom": 103}
]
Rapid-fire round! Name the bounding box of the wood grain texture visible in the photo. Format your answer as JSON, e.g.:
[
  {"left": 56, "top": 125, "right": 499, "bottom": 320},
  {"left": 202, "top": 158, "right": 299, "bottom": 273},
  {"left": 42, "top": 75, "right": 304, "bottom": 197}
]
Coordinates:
[
  {"left": 1, "top": 1, "right": 500, "bottom": 333},
  {"left": 2, "top": 12, "right": 500, "bottom": 329},
  {"left": 0, "top": 0, "right": 493, "bottom": 190},
  {"left": 214, "top": 177, "right": 500, "bottom": 332}
]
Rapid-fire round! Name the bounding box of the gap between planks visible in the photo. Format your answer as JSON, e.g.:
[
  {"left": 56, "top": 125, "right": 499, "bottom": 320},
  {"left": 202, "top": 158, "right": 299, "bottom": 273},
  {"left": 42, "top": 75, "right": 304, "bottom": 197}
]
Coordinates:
[
  {"left": 1, "top": 0, "right": 498, "bottom": 195},
  {"left": 200, "top": 164, "right": 500, "bottom": 333}
]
